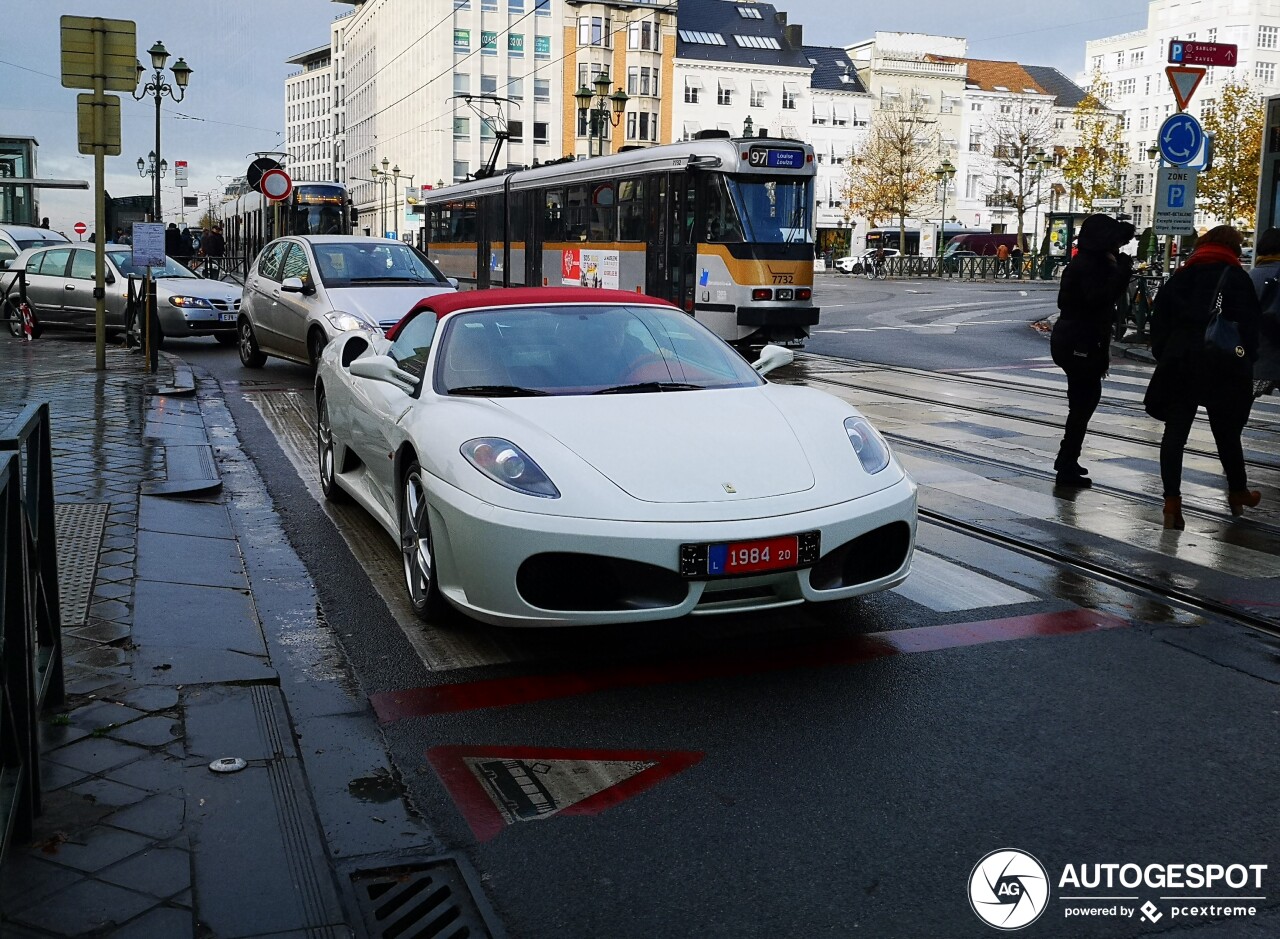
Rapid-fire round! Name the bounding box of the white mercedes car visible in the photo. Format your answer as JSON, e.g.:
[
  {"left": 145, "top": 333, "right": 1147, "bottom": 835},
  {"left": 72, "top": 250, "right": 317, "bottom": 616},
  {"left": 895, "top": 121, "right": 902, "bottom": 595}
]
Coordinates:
[{"left": 314, "top": 287, "right": 917, "bottom": 628}]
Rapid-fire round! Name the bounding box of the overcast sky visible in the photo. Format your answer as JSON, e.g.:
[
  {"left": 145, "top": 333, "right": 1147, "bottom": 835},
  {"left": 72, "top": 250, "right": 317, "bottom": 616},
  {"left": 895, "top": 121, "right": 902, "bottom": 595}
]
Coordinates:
[{"left": 4, "top": 1, "right": 1149, "bottom": 233}]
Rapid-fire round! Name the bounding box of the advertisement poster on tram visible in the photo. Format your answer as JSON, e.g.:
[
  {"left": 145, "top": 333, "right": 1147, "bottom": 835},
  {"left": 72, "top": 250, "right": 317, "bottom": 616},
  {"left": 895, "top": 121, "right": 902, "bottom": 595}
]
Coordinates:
[{"left": 561, "top": 248, "right": 619, "bottom": 289}]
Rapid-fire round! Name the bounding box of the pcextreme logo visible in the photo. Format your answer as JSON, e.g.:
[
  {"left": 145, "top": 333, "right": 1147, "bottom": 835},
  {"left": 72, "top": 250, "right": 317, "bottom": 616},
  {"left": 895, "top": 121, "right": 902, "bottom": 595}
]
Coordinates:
[{"left": 969, "top": 849, "right": 1050, "bottom": 930}]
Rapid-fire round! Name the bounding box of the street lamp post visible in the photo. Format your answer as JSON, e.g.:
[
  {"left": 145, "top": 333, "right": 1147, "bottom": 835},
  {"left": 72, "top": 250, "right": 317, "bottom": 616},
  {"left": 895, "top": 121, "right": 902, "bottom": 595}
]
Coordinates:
[
  {"left": 390, "top": 164, "right": 414, "bottom": 240},
  {"left": 132, "top": 41, "right": 191, "bottom": 223},
  {"left": 1030, "top": 148, "right": 1050, "bottom": 261},
  {"left": 574, "top": 70, "right": 629, "bottom": 158},
  {"left": 933, "top": 158, "right": 955, "bottom": 276},
  {"left": 1146, "top": 143, "right": 1161, "bottom": 266}
]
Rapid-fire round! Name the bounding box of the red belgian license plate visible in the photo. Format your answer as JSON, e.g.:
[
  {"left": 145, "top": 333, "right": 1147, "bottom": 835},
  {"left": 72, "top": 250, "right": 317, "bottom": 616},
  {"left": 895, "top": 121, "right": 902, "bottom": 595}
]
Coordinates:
[{"left": 708, "top": 535, "right": 800, "bottom": 576}]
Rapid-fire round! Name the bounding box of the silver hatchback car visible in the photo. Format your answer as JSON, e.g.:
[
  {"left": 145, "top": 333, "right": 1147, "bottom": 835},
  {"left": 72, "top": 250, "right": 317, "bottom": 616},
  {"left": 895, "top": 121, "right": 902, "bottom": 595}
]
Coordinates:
[
  {"left": 2, "top": 244, "right": 241, "bottom": 344},
  {"left": 237, "top": 235, "right": 455, "bottom": 368}
]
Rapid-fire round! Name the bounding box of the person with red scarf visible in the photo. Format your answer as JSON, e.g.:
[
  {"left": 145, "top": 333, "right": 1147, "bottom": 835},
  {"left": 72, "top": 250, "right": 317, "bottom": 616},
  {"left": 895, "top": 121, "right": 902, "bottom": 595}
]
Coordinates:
[{"left": 1149, "top": 225, "right": 1261, "bottom": 529}]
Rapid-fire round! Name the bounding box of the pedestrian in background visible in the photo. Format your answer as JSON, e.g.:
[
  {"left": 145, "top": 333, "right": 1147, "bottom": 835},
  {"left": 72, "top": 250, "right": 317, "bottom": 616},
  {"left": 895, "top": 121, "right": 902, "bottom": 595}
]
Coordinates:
[
  {"left": 164, "top": 222, "right": 183, "bottom": 259},
  {"left": 1050, "top": 213, "right": 1136, "bottom": 487},
  {"left": 1248, "top": 226, "right": 1280, "bottom": 400},
  {"left": 1010, "top": 243, "right": 1024, "bottom": 279},
  {"left": 202, "top": 224, "right": 225, "bottom": 259},
  {"left": 1149, "top": 225, "right": 1260, "bottom": 529}
]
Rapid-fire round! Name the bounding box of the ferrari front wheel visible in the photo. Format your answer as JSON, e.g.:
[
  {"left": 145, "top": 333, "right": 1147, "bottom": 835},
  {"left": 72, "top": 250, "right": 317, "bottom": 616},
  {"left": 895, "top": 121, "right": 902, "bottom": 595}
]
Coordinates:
[
  {"left": 316, "top": 388, "right": 348, "bottom": 503},
  {"left": 400, "top": 461, "right": 450, "bottom": 621}
]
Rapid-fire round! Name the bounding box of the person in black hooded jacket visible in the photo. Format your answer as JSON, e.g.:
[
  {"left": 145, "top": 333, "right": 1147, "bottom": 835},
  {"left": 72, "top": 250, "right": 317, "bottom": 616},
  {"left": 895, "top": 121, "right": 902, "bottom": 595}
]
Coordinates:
[
  {"left": 1148, "top": 224, "right": 1260, "bottom": 529},
  {"left": 1050, "top": 214, "right": 1136, "bottom": 486}
]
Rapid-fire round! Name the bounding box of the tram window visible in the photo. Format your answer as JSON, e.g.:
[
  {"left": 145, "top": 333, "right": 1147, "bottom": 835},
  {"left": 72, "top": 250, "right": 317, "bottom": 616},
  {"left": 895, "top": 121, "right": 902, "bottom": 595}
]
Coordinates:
[
  {"left": 566, "top": 185, "right": 589, "bottom": 241},
  {"left": 590, "top": 182, "right": 616, "bottom": 241},
  {"left": 482, "top": 195, "right": 504, "bottom": 242},
  {"left": 509, "top": 191, "right": 529, "bottom": 242},
  {"left": 618, "top": 178, "right": 645, "bottom": 241},
  {"left": 544, "top": 190, "right": 566, "bottom": 240},
  {"left": 705, "top": 176, "right": 744, "bottom": 243}
]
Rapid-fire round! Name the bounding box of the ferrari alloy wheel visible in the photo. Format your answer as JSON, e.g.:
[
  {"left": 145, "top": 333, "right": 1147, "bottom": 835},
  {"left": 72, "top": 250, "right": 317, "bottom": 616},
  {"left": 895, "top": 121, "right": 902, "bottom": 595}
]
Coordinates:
[
  {"left": 315, "top": 389, "right": 347, "bottom": 503},
  {"left": 238, "top": 317, "right": 267, "bottom": 368},
  {"left": 400, "top": 461, "right": 448, "bottom": 620}
]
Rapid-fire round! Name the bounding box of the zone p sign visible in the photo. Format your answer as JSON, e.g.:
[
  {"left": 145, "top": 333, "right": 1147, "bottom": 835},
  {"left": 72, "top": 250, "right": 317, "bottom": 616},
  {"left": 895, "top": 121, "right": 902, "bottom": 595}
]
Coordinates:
[{"left": 261, "top": 168, "right": 293, "bottom": 202}]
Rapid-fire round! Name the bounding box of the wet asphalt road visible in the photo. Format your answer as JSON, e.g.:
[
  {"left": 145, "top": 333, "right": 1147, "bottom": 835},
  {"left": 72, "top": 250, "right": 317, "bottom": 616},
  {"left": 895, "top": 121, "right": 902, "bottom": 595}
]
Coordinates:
[{"left": 167, "top": 276, "right": 1280, "bottom": 939}]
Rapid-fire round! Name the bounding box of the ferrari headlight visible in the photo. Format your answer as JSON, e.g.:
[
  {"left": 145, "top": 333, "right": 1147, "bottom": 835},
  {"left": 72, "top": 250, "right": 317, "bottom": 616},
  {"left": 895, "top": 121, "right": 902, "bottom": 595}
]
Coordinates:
[
  {"left": 844, "top": 416, "right": 891, "bottom": 474},
  {"left": 326, "top": 311, "right": 374, "bottom": 332},
  {"left": 461, "top": 437, "right": 560, "bottom": 498},
  {"left": 168, "top": 295, "right": 213, "bottom": 309}
]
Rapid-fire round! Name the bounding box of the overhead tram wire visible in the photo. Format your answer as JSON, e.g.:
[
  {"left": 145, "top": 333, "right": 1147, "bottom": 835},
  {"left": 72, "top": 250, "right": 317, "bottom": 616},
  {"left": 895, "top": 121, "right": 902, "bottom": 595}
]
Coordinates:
[{"left": 371, "top": 0, "right": 677, "bottom": 154}]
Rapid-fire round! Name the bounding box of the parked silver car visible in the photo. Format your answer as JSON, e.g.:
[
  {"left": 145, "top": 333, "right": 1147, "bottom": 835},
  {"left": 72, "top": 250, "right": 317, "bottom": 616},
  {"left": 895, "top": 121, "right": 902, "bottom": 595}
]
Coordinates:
[
  {"left": 237, "top": 235, "right": 456, "bottom": 368},
  {"left": 0, "top": 224, "right": 70, "bottom": 271},
  {"left": 2, "top": 244, "right": 241, "bottom": 344}
]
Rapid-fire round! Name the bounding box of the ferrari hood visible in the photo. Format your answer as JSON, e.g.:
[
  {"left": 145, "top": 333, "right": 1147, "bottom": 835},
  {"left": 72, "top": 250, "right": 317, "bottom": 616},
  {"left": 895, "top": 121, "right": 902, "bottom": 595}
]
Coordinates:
[{"left": 501, "top": 389, "right": 815, "bottom": 503}]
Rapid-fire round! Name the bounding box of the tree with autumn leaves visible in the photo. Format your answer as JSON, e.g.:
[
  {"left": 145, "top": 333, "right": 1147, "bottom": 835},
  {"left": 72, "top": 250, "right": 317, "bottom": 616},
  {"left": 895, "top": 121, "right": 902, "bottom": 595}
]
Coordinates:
[
  {"left": 1198, "top": 78, "right": 1264, "bottom": 230},
  {"left": 1061, "top": 72, "right": 1129, "bottom": 213},
  {"left": 842, "top": 100, "right": 939, "bottom": 252}
]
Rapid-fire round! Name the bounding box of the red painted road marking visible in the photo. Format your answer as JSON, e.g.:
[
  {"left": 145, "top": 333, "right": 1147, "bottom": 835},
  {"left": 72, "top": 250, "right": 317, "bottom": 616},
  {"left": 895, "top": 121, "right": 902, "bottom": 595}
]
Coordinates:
[
  {"left": 427, "top": 745, "right": 703, "bottom": 842},
  {"left": 372, "top": 609, "right": 1127, "bottom": 721}
]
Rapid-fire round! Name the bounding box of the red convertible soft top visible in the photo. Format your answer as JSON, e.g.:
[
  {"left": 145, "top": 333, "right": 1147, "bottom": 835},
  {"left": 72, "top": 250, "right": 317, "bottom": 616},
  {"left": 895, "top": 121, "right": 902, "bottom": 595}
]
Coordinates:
[{"left": 386, "top": 287, "right": 677, "bottom": 340}]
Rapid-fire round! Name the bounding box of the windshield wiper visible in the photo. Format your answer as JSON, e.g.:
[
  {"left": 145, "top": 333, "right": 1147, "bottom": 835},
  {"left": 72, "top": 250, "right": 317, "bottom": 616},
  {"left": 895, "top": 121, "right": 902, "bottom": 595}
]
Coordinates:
[
  {"left": 594, "top": 381, "right": 702, "bottom": 395},
  {"left": 345, "top": 276, "right": 431, "bottom": 284},
  {"left": 449, "top": 385, "right": 550, "bottom": 397}
]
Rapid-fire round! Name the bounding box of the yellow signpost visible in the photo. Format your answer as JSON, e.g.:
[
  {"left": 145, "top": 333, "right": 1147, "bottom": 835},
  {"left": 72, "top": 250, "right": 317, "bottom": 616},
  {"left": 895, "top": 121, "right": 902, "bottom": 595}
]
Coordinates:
[{"left": 60, "top": 16, "right": 135, "bottom": 371}]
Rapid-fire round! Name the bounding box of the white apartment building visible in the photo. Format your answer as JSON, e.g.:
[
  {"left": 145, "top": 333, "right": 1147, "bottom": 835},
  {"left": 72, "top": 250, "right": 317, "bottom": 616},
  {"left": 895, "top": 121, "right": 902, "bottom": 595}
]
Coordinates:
[
  {"left": 846, "top": 33, "right": 968, "bottom": 251},
  {"left": 952, "top": 61, "right": 1091, "bottom": 244},
  {"left": 284, "top": 46, "right": 334, "bottom": 184},
  {"left": 325, "top": 0, "right": 565, "bottom": 233},
  {"left": 804, "top": 45, "right": 872, "bottom": 258},
  {"left": 1086, "top": 0, "right": 1280, "bottom": 230}
]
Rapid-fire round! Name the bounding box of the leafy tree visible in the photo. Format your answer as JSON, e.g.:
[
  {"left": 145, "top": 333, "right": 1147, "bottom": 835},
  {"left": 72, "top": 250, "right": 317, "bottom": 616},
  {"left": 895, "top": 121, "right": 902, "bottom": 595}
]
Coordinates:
[
  {"left": 842, "top": 100, "right": 939, "bottom": 252},
  {"left": 982, "top": 97, "right": 1055, "bottom": 243},
  {"left": 1061, "top": 72, "right": 1129, "bottom": 212},
  {"left": 1198, "top": 78, "right": 1264, "bottom": 229}
]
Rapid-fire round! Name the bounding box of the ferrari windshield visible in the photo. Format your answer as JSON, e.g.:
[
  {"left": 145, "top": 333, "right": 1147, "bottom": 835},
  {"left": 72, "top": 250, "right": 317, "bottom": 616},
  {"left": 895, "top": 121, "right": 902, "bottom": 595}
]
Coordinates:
[{"left": 431, "top": 304, "right": 765, "bottom": 396}]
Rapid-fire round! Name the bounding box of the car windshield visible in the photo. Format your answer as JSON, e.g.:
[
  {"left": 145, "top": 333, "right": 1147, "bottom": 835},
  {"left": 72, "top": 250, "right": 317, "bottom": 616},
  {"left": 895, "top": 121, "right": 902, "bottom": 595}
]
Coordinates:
[
  {"left": 433, "top": 304, "right": 765, "bottom": 396},
  {"left": 106, "top": 252, "right": 196, "bottom": 279},
  {"left": 310, "top": 241, "right": 448, "bottom": 287}
]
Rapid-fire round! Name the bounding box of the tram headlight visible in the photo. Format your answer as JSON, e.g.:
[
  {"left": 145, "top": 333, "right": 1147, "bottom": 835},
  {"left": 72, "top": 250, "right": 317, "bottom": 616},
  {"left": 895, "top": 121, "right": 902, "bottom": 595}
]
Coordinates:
[{"left": 844, "top": 417, "right": 891, "bottom": 474}]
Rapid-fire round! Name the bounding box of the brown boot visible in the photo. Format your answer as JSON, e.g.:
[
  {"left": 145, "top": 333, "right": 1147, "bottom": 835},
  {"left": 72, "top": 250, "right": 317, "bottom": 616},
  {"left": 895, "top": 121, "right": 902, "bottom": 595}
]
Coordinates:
[
  {"left": 1162, "top": 497, "right": 1185, "bottom": 530},
  {"left": 1228, "top": 490, "right": 1261, "bottom": 516}
]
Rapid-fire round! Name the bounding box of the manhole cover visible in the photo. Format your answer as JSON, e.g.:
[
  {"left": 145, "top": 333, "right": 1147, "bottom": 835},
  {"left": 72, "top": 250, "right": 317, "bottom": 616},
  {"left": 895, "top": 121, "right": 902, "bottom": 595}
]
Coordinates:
[{"left": 54, "top": 503, "right": 110, "bottom": 626}]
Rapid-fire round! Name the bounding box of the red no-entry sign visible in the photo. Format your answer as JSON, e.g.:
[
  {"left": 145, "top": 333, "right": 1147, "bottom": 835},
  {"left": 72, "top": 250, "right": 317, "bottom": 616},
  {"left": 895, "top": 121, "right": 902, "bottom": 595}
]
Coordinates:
[
  {"left": 260, "top": 168, "right": 293, "bottom": 202},
  {"left": 73, "top": 221, "right": 87, "bottom": 236}
]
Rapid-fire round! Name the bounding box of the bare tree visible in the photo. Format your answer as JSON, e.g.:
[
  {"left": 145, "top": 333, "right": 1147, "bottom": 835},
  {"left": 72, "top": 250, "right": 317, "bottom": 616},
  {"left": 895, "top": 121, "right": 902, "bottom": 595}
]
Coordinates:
[
  {"left": 981, "top": 96, "right": 1055, "bottom": 242},
  {"left": 843, "top": 99, "right": 939, "bottom": 252}
]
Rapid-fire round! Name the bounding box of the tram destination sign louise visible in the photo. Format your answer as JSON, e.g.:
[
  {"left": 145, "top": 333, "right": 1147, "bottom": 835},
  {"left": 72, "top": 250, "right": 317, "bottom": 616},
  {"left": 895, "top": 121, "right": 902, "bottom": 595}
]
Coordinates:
[{"left": 748, "top": 146, "right": 805, "bottom": 169}]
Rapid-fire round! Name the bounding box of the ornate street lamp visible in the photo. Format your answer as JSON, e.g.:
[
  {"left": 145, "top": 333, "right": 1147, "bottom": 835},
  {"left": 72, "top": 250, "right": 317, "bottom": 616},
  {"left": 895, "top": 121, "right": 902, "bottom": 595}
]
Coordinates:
[
  {"left": 574, "top": 69, "right": 629, "bottom": 157},
  {"left": 933, "top": 158, "right": 956, "bottom": 275},
  {"left": 1030, "top": 148, "right": 1051, "bottom": 260},
  {"left": 132, "top": 41, "right": 191, "bottom": 222}
]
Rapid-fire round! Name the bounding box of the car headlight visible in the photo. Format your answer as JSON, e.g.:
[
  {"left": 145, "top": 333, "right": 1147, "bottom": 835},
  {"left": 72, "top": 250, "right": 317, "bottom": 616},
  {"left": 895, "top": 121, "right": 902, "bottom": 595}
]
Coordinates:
[
  {"left": 325, "top": 311, "right": 375, "bottom": 332},
  {"left": 844, "top": 417, "right": 891, "bottom": 474},
  {"left": 461, "top": 437, "right": 560, "bottom": 499},
  {"left": 168, "top": 295, "right": 213, "bottom": 309}
]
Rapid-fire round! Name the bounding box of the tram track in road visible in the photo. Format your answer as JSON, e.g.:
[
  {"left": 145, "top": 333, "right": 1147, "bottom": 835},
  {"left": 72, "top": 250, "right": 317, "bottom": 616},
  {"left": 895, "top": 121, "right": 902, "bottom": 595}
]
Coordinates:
[
  {"left": 794, "top": 355, "right": 1280, "bottom": 476},
  {"left": 918, "top": 509, "right": 1280, "bottom": 642}
]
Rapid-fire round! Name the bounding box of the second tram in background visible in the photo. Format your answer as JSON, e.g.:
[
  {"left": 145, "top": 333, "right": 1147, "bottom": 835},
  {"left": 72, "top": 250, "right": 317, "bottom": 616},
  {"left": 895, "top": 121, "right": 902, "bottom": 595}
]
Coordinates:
[
  {"left": 222, "top": 181, "right": 355, "bottom": 260},
  {"left": 418, "top": 133, "right": 818, "bottom": 347}
]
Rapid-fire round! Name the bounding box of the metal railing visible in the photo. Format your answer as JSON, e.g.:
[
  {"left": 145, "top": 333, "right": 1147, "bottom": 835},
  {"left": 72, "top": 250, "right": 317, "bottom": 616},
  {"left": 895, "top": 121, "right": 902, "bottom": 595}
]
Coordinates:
[
  {"left": 837, "top": 255, "right": 1065, "bottom": 281},
  {"left": 0, "top": 402, "right": 64, "bottom": 863}
]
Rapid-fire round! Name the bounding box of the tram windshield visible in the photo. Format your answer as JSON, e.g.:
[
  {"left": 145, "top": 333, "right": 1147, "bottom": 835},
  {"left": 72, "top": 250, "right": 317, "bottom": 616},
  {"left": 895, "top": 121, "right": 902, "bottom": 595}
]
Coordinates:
[
  {"left": 719, "top": 175, "right": 813, "bottom": 244},
  {"left": 290, "top": 185, "right": 349, "bottom": 236}
]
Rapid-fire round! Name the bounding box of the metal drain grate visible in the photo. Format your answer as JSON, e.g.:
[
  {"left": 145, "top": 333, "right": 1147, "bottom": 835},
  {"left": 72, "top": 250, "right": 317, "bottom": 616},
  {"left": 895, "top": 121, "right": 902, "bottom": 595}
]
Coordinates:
[
  {"left": 53, "top": 503, "right": 110, "bottom": 626},
  {"left": 350, "top": 858, "right": 499, "bottom": 939}
]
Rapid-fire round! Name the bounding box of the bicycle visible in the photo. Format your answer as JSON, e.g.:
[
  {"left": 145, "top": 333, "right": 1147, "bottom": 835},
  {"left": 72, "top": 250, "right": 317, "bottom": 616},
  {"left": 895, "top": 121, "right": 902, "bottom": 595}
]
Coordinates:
[
  {"left": 863, "top": 260, "right": 888, "bottom": 280},
  {"left": 1, "top": 274, "right": 38, "bottom": 340}
]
